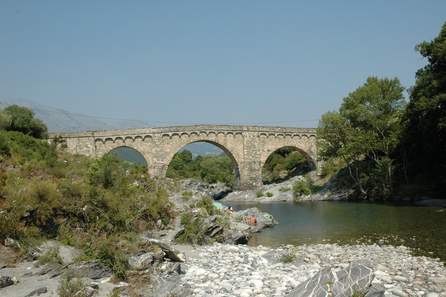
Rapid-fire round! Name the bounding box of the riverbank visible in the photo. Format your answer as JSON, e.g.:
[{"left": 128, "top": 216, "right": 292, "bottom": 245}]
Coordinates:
[
  {"left": 221, "top": 176, "right": 351, "bottom": 203},
  {"left": 2, "top": 241, "right": 445, "bottom": 297},
  {"left": 144, "top": 242, "right": 446, "bottom": 296}
]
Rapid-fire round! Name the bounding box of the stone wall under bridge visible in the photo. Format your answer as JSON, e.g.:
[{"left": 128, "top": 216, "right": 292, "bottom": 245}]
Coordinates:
[{"left": 51, "top": 125, "right": 319, "bottom": 190}]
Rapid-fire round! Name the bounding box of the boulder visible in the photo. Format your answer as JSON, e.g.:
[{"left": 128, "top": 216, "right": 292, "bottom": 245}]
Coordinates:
[
  {"left": 286, "top": 262, "right": 374, "bottom": 297},
  {"left": 58, "top": 245, "right": 81, "bottom": 265},
  {"left": 128, "top": 252, "right": 154, "bottom": 271},
  {"left": 144, "top": 238, "right": 185, "bottom": 262},
  {"left": 235, "top": 207, "right": 277, "bottom": 231},
  {"left": 24, "top": 287, "right": 48, "bottom": 297},
  {"left": 0, "top": 275, "right": 15, "bottom": 288},
  {"left": 69, "top": 261, "right": 112, "bottom": 279}
]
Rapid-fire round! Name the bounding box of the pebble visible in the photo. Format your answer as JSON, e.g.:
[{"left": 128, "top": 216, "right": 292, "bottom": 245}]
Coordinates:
[{"left": 174, "top": 243, "right": 446, "bottom": 297}]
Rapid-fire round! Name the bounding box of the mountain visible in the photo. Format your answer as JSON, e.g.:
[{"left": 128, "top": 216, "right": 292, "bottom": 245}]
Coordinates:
[
  {"left": 0, "top": 98, "right": 224, "bottom": 156},
  {"left": 0, "top": 99, "right": 149, "bottom": 133}
]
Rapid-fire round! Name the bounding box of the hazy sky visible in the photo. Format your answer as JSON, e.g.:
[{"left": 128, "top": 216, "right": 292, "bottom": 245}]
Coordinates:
[{"left": 1, "top": 1, "right": 445, "bottom": 127}]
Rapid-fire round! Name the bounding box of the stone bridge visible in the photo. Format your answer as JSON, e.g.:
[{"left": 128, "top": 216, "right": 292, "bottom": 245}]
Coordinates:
[{"left": 52, "top": 125, "right": 318, "bottom": 190}]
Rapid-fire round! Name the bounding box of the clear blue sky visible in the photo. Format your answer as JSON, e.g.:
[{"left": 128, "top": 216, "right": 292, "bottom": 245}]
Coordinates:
[{"left": 1, "top": 1, "right": 444, "bottom": 127}]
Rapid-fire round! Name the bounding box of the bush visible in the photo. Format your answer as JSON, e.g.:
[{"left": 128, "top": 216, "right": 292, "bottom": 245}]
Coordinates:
[
  {"left": 166, "top": 150, "right": 237, "bottom": 187},
  {"left": 194, "top": 196, "right": 215, "bottom": 215},
  {"left": 279, "top": 187, "right": 290, "bottom": 192},
  {"left": 58, "top": 272, "right": 89, "bottom": 297},
  {"left": 181, "top": 191, "right": 193, "bottom": 201},
  {"left": 37, "top": 247, "right": 62, "bottom": 266},
  {"left": 280, "top": 252, "right": 296, "bottom": 263},
  {"left": 262, "top": 147, "right": 312, "bottom": 183},
  {"left": 256, "top": 191, "right": 264, "bottom": 198},
  {"left": 176, "top": 212, "right": 207, "bottom": 245},
  {"left": 266, "top": 192, "right": 273, "bottom": 197},
  {"left": 293, "top": 179, "right": 311, "bottom": 198},
  {"left": 1, "top": 105, "right": 48, "bottom": 138}
]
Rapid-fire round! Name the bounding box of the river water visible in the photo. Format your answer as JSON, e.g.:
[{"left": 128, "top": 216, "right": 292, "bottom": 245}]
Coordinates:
[{"left": 226, "top": 201, "right": 446, "bottom": 261}]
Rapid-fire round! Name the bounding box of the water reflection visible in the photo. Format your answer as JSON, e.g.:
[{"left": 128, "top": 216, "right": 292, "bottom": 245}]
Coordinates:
[{"left": 227, "top": 201, "right": 446, "bottom": 261}]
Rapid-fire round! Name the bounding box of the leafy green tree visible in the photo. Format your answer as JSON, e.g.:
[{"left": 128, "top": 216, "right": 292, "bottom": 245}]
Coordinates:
[
  {"left": 262, "top": 147, "right": 310, "bottom": 184},
  {"left": 166, "top": 149, "right": 237, "bottom": 187},
  {"left": 318, "top": 77, "right": 405, "bottom": 198},
  {"left": 400, "top": 22, "right": 446, "bottom": 192},
  {"left": 2, "top": 105, "right": 48, "bottom": 138}
]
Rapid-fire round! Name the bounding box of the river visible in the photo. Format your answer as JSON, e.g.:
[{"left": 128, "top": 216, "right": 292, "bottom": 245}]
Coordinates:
[{"left": 226, "top": 201, "right": 446, "bottom": 262}]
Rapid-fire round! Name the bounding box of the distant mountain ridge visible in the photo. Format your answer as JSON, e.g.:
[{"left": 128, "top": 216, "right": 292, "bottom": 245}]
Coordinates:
[
  {"left": 0, "top": 98, "right": 223, "bottom": 155},
  {"left": 0, "top": 99, "right": 150, "bottom": 133}
]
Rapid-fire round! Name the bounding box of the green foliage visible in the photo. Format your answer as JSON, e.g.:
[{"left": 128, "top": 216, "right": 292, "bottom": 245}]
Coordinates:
[
  {"left": 256, "top": 190, "right": 264, "bottom": 198},
  {"left": 262, "top": 147, "right": 311, "bottom": 184},
  {"left": 1, "top": 105, "right": 48, "bottom": 138},
  {"left": 279, "top": 187, "right": 290, "bottom": 192},
  {"left": 280, "top": 252, "right": 296, "bottom": 263},
  {"left": 351, "top": 291, "right": 366, "bottom": 297},
  {"left": 166, "top": 150, "right": 237, "bottom": 187},
  {"left": 58, "top": 272, "right": 89, "bottom": 297},
  {"left": 194, "top": 196, "right": 215, "bottom": 215},
  {"left": 37, "top": 247, "right": 63, "bottom": 266},
  {"left": 317, "top": 77, "right": 405, "bottom": 199},
  {"left": 176, "top": 212, "right": 208, "bottom": 245},
  {"left": 399, "top": 22, "right": 446, "bottom": 194},
  {"left": 0, "top": 128, "right": 174, "bottom": 278},
  {"left": 293, "top": 179, "right": 311, "bottom": 199},
  {"left": 266, "top": 192, "right": 273, "bottom": 197},
  {"left": 181, "top": 191, "right": 193, "bottom": 201}
]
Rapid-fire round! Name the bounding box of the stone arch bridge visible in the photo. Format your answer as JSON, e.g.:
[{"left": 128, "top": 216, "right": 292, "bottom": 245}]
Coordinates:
[{"left": 52, "top": 125, "right": 318, "bottom": 190}]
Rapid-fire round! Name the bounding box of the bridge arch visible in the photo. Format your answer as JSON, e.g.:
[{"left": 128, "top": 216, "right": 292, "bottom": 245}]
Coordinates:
[
  {"left": 261, "top": 145, "right": 316, "bottom": 184},
  {"left": 162, "top": 139, "right": 242, "bottom": 188},
  {"left": 107, "top": 146, "right": 148, "bottom": 167}
]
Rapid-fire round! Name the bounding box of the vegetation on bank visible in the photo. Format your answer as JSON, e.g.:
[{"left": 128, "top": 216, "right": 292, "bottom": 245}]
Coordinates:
[
  {"left": 166, "top": 146, "right": 313, "bottom": 188},
  {"left": 0, "top": 107, "right": 174, "bottom": 279},
  {"left": 262, "top": 147, "right": 313, "bottom": 184},
  {"left": 166, "top": 149, "right": 237, "bottom": 187},
  {"left": 317, "top": 22, "right": 446, "bottom": 199}
]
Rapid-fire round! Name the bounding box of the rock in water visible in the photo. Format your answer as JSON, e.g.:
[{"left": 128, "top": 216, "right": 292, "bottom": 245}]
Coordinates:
[{"left": 286, "top": 262, "right": 374, "bottom": 297}]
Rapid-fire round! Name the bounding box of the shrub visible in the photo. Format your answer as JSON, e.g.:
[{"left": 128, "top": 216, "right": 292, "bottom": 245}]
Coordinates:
[
  {"left": 293, "top": 179, "right": 311, "bottom": 198},
  {"left": 194, "top": 196, "right": 215, "bottom": 215},
  {"left": 37, "top": 247, "right": 62, "bottom": 266},
  {"left": 266, "top": 192, "right": 273, "bottom": 197},
  {"left": 58, "top": 272, "right": 89, "bottom": 297},
  {"left": 0, "top": 133, "right": 10, "bottom": 156},
  {"left": 256, "top": 191, "right": 264, "bottom": 198},
  {"left": 181, "top": 191, "right": 193, "bottom": 201},
  {"left": 166, "top": 149, "right": 237, "bottom": 187},
  {"left": 2, "top": 105, "right": 48, "bottom": 138},
  {"left": 176, "top": 212, "right": 207, "bottom": 245},
  {"left": 280, "top": 252, "right": 296, "bottom": 263},
  {"left": 279, "top": 187, "right": 290, "bottom": 192}
]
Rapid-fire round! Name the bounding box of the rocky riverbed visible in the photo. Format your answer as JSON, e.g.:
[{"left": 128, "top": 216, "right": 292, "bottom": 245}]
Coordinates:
[
  {"left": 2, "top": 240, "right": 446, "bottom": 296},
  {"left": 173, "top": 243, "right": 446, "bottom": 297}
]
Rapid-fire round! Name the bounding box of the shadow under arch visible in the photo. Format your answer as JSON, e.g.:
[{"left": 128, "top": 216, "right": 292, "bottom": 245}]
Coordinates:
[
  {"left": 107, "top": 146, "right": 148, "bottom": 167},
  {"left": 262, "top": 145, "right": 316, "bottom": 184},
  {"left": 165, "top": 140, "right": 241, "bottom": 189}
]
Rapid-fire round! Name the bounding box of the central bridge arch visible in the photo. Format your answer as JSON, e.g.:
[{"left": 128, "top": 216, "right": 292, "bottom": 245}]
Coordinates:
[{"left": 163, "top": 140, "right": 241, "bottom": 188}]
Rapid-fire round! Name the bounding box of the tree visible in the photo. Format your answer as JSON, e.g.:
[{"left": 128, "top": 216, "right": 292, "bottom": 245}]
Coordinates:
[
  {"left": 318, "top": 77, "right": 405, "bottom": 198},
  {"left": 400, "top": 22, "right": 446, "bottom": 192},
  {"left": 2, "top": 105, "right": 48, "bottom": 138}
]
